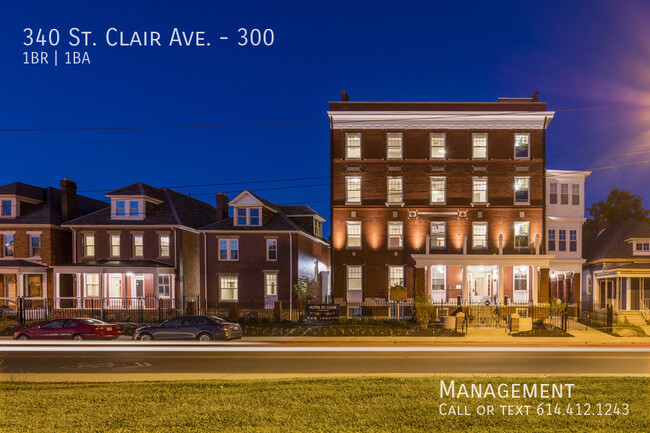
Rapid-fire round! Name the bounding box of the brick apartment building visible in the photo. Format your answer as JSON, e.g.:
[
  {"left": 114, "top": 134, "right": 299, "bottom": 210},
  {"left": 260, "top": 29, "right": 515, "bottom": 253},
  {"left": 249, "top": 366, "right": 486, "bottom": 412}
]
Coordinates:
[
  {"left": 329, "top": 92, "right": 556, "bottom": 310},
  {"left": 199, "top": 190, "right": 330, "bottom": 306},
  {"left": 0, "top": 179, "right": 106, "bottom": 307}
]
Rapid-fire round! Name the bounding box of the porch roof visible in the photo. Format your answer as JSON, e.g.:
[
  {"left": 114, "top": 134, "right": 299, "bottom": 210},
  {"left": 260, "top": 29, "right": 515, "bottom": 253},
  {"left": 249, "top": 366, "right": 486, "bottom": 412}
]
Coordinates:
[
  {"left": 0, "top": 260, "right": 47, "bottom": 268},
  {"left": 54, "top": 260, "right": 174, "bottom": 268},
  {"left": 412, "top": 254, "right": 554, "bottom": 268}
]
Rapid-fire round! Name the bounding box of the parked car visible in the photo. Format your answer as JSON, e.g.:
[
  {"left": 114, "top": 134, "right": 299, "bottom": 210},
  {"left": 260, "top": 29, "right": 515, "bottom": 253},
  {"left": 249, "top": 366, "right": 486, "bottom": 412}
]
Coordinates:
[
  {"left": 13, "top": 318, "right": 121, "bottom": 340},
  {"left": 133, "top": 315, "right": 243, "bottom": 341}
]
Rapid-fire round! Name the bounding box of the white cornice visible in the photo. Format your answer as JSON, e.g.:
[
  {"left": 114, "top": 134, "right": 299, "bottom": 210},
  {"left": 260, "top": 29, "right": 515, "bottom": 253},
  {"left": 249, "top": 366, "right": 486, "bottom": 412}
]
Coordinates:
[{"left": 328, "top": 111, "right": 555, "bottom": 130}]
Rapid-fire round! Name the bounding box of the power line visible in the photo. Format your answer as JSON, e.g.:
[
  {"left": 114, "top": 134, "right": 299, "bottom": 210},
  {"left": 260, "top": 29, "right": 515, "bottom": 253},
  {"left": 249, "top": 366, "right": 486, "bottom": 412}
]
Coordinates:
[
  {"left": 189, "top": 183, "right": 330, "bottom": 196},
  {"left": 549, "top": 149, "right": 650, "bottom": 164},
  {"left": 548, "top": 142, "right": 650, "bottom": 158}
]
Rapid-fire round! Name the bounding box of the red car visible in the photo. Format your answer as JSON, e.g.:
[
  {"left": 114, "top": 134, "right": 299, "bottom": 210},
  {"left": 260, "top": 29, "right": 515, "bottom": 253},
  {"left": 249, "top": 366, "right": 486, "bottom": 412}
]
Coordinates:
[{"left": 13, "top": 318, "right": 121, "bottom": 340}]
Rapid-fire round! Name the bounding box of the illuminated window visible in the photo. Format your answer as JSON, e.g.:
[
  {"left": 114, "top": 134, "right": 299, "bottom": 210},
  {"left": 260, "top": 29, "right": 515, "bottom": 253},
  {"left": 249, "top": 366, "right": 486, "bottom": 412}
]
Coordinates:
[
  {"left": 431, "top": 222, "right": 446, "bottom": 248},
  {"left": 133, "top": 234, "right": 144, "bottom": 257},
  {"left": 514, "top": 222, "right": 529, "bottom": 248},
  {"left": 514, "top": 134, "right": 530, "bottom": 159},
  {"left": 110, "top": 234, "right": 120, "bottom": 258},
  {"left": 346, "top": 221, "right": 361, "bottom": 248},
  {"left": 472, "top": 177, "right": 488, "bottom": 204},
  {"left": 346, "top": 176, "right": 361, "bottom": 204},
  {"left": 472, "top": 133, "right": 487, "bottom": 159},
  {"left": 159, "top": 234, "right": 170, "bottom": 257},
  {"left": 513, "top": 266, "right": 528, "bottom": 291},
  {"left": 347, "top": 266, "right": 362, "bottom": 291},
  {"left": 431, "top": 266, "right": 445, "bottom": 291},
  {"left": 3, "top": 234, "right": 14, "bottom": 257},
  {"left": 83, "top": 233, "right": 95, "bottom": 257},
  {"left": 220, "top": 276, "right": 238, "bottom": 301},
  {"left": 515, "top": 177, "right": 530, "bottom": 204},
  {"left": 388, "top": 222, "right": 403, "bottom": 249},
  {"left": 265, "top": 273, "right": 277, "bottom": 296},
  {"left": 472, "top": 222, "right": 487, "bottom": 249},
  {"left": 430, "top": 177, "right": 446, "bottom": 204},
  {"left": 388, "top": 266, "right": 404, "bottom": 288},
  {"left": 345, "top": 133, "right": 361, "bottom": 159},
  {"left": 387, "top": 177, "right": 403, "bottom": 204},
  {"left": 430, "top": 133, "right": 445, "bottom": 159},
  {"left": 85, "top": 274, "right": 100, "bottom": 297},
  {"left": 386, "top": 133, "right": 403, "bottom": 159}
]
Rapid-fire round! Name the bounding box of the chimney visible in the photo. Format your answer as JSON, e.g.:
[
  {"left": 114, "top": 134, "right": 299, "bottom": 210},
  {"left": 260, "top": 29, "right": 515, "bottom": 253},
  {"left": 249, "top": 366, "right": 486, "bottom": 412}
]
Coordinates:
[
  {"left": 215, "top": 193, "right": 229, "bottom": 221},
  {"left": 341, "top": 90, "right": 349, "bottom": 101},
  {"left": 60, "top": 178, "right": 77, "bottom": 222},
  {"left": 532, "top": 91, "right": 539, "bottom": 102}
]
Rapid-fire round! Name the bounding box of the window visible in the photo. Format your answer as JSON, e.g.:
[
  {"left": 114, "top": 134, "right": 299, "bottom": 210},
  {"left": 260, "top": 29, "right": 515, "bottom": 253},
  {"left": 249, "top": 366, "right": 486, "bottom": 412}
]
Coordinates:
[
  {"left": 387, "top": 177, "right": 403, "bottom": 204},
  {"left": 514, "top": 177, "right": 530, "bottom": 204},
  {"left": 219, "top": 239, "right": 239, "bottom": 261},
  {"left": 388, "top": 266, "right": 404, "bottom": 288},
  {"left": 346, "top": 221, "right": 361, "bottom": 248},
  {"left": 29, "top": 235, "right": 41, "bottom": 257},
  {"left": 220, "top": 276, "right": 238, "bottom": 301},
  {"left": 430, "top": 133, "right": 445, "bottom": 159},
  {"left": 346, "top": 176, "right": 361, "bottom": 204},
  {"left": 386, "top": 133, "right": 403, "bottom": 159},
  {"left": 347, "top": 266, "right": 362, "bottom": 291},
  {"left": 85, "top": 274, "right": 100, "bottom": 297},
  {"left": 159, "top": 234, "right": 170, "bottom": 257},
  {"left": 430, "top": 177, "right": 446, "bottom": 204},
  {"left": 513, "top": 266, "right": 528, "bottom": 291},
  {"left": 265, "top": 273, "right": 277, "bottom": 296},
  {"left": 431, "top": 266, "right": 445, "bottom": 291},
  {"left": 110, "top": 234, "right": 120, "bottom": 257},
  {"left": 1, "top": 200, "right": 11, "bottom": 216},
  {"left": 27, "top": 275, "right": 42, "bottom": 297},
  {"left": 314, "top": 220, "right": 323, "bottom": 237},
  {"left": 472, "top": 177, "right": 488, "bottom": 204},
  {"left": 472, "top": 222, "right": 487, "bottom": 249},
  {"left": 130, "top": 201, "right": 139, "bottom": 216},
  {"left": 431, "top": 222, "right": 446, "bottom": 248},
  {"left": 472, "top": 133, "right": 487, "bottom": 159},
  {"left": 388, "top": 222, "right": 403, "bottom": 249},
  {"left": 572, "top": 184, "right": 580, "bottom": 205},
  {"left": 559, "top": 230, "right": 566, "bottom": 251},
  {"left": 116, "top": 201, "right": 125, "bottom": 216},
  {"left": 550, "top": 183, "right": 558, "bottom": 204},
  {"left": 570, "top": 230, "right": 577, "bottom": 252},
  {"left": 158, "top": 275, "right": 170, "bottom": 297},
  {"left": 514, "top": 222, "right": 530, "bottom": 248},
  {"left": 234, "top": 207, "right": 261, "bottom": 226},
  {"left": 514, "top": 134, "right": 530, "bottom": 159},
  {"left": 266, "top": 239, "right": 277, "bottom": 261},
  {"left": 83, "top": 234, "right": 95, "bottom": 257},
  {"left": 3, "top": 235, "right": 14, "bottom": 257},
  {"left": 345, "top": 133, "right": 361, "bottom": 159},
  {"left": 548, "top": 230, "right": 556, "bottom": 251},
  {"left": 636, "top": 242, "right": 650, "bottom": 251},
  {"left": 560, "top": 184, "right": 569, "bottom": 204},
  {"left": 586, "top": 275, "right": 592, "bottom": 295},
  {"left": 133, "top": 234, "right": 144, "bottom": 257}
]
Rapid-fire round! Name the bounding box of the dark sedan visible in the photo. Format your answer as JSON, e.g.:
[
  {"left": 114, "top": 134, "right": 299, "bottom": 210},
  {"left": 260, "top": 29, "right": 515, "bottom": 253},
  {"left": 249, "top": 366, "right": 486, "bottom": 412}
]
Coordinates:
[
  {"left": 133, "top": 315, "right": 243, "bottom": 341},
  {"left": 13, "top": 318, "right": 121, "bottom": 340}
]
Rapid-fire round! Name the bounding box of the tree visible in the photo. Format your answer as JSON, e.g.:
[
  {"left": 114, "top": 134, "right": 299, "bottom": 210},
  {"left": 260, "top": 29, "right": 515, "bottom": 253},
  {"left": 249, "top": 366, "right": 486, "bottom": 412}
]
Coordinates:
[
  {"left": 583, "top": 189, "right": 650, "bottom": 244},
  {"left": 414, "top": 294, "right": 436, "bottom": 329},
  {"left": 292, "top": 277, "right": 315, "bottom": 301}
]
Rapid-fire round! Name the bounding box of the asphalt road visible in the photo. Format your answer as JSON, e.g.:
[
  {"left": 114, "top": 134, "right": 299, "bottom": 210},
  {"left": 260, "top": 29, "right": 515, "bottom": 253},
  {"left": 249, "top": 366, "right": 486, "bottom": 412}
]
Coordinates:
[{"left": 2, "top": 344, "right": 650, "bottom": 376}]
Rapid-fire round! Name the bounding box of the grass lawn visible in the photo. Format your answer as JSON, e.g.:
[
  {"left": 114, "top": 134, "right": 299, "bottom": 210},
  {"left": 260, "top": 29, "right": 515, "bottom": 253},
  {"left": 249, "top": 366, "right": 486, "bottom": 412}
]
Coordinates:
[{"left": 1, "top": 377, "right": 648, "bottom": 432}]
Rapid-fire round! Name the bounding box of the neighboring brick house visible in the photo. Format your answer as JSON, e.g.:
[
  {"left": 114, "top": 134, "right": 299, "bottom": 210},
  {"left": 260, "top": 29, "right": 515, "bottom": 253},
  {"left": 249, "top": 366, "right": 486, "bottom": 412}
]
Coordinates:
[
  {"left": 582, "top": 219, "right": 650, "bottom": 325},
  {"left": 546, "top": 169, "right": 591, "bottom": 305},
  {"left": 52, "top": 182, "right": 216, "bottom": 310},
  {"left": 0, "top": 179, "right": 106, "bottom": 308},
  {"left": 329, "top": 93, "right": 556, "bottom": 311},
  {"left": 199, "top": 191, "right": 330, "bottom": 307}
]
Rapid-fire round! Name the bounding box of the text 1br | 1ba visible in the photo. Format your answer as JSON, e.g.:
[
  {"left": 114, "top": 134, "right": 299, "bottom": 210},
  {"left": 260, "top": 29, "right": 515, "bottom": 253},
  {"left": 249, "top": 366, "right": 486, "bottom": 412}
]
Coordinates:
[{"left": 23, "top": 51, "right": 90, "bottom": 66}]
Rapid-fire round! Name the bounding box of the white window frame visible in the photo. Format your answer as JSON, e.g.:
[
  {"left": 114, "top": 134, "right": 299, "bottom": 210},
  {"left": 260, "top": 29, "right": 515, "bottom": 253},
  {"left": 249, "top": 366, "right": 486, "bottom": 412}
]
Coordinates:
[
  {"left": 430, "top": 133, "right": 446, "bottom": 159},
  {"left": 159, "top": 234, "right": 170, "bottom": 258},
  {"left": 431, "top": 266, "right": 446, "bottom": 292},
  {"left": 0, "top": 198, "right": 15, "bottom": 218},
  {"left": 386, "top": 177, "right": 403, "bottom": 205},
  {"left": 570, "top": 230, "right": 577, "bottom": 252},
  {"left": 314, "top": 219, "right": 323, "bottom": 237},
  {"left": 549, "top": 183, "right": 558, "bottom": 204},
  {"left": 560, "top": 184, "right": 569, "bottom": 205},
  {"left": 133, "top": 234, "right": 144, "bottom": 258},
  {"left": 388, "top": 265, "right": 405, "bottom": 289},
  {"left": 347, "top": 265, "right": 363, "bottom": 292},
  {"left": 472, "top": 177, "right": 488, "bottom": 204},
  {"left": 472, "top": 222, "right": 488, "bottom": 249},
  {"left": 513, "top": 266, "right": 529, "bottom": 292},
  {"left": 386, "top": 133, "right": 403, "bottom": 160},
  {"left": 430, "top": 176, "right": 446, "bottom": 204},
  {"left": 472, "top": 133, "right": 488, "bottom": 159},
  {"left": 634, "top": 241, "right": 650, "bottom": 255},
  {"left": 345, "top": 176, "right": 361, "bottom": 204},
  {"left": 28, "top": 232, "right": 42, "bottom": 258},
  {"left": 514, "top": 133, "right": 530, "bottom": 159},
  {"left": 572, "top": 184, "right": 580, "bottom": 205},
  {"left": 548, "top": 229, "right": 556, "bottom": 251},
  {"left": 266, "top": 238, "right": 278, "bottom": 261},
  {"left": 84, "top": 273, "right": 100, "bottom": 298},
  {"left": 346, "top": 221, "right": 361, "bottom": 249},
  {"left": 218, "top": 238, "right": 239, "bottom": 261},
  {"left": 111, "top": 198, "right": 144, "bottom": 220},
  {"left": 2, "top": 233, "right": 14, "bottom": 257},
  {"left": 345, "top": 133, "right": 361, "bottom": 160},
  {"left": 514, "top": 177, "right": 530, "bottom": 205},
  {"left": 219, "top": 275, "right": 239, "bottom": 301},
  {"left": 234, "top": 207, "right": 262, "bottom": 226},
  {"left": 158, "top": 274, "right": 171, "bottom": 298},
  {"left": 83, "top": 233, "right": 95, "bottom": 258},
  {"left": 430, "top": 222, "right": 446, "bottom": 249},
  {"left": 559, "top": 230, "right": 567, "bottom": 251},
  {"left": 264, "top": 272, "right": 278, "bottom": 296},
  {"left": 109, "top": 233, "right": 120, "bottom": 258},
  {"left": 387, "top": 221, "right": 403, "bottom": 249},
  {"left": 514, "top": 222, "right": 530, "bottom": 249}
]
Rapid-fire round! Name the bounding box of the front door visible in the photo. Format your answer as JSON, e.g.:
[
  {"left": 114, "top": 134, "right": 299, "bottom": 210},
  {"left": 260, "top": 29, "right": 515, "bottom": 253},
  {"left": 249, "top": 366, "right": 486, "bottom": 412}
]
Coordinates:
[
  {"left": 2, "top": 275, "right": 17, "bottom": 307},
  {"left": 132, "top": 275, "right": 145, "bottom": 307},
  {"left": 472, "top": 275, "right": 490, "bottom": 304},
  {"left": 108, "top": 275, "right": 123, "bottom": 307}
]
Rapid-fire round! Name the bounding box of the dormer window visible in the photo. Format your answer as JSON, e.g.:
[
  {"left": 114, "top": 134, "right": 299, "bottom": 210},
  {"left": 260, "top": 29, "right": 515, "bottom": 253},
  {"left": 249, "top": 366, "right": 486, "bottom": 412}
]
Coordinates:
[
  {"left": 1, "top": 200, "right": 11, "bottom": 217},
  {"left": 116, "top": 201, "right": 125, "bottom": 216},
  {"left": 234, "top": 207, "right": 261, "bottom": 226},
  {"left": 635, "top": 241, "right": 650, "bottom": 254},
  {"left": 111, "top": 198, "right": 145, "bottom": 220},
  {"left": 314, "top": 219, "right": 323, "bottom": 237},
  {"left": 130, "top": 201, "right": 139, "bottom": 216}
]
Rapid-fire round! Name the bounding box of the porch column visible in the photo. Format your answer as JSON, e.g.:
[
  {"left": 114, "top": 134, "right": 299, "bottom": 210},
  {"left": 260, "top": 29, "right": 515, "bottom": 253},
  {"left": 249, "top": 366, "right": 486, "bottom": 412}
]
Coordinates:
[
  {"left": 43, "top": 272, "right": 48, "bottom": 300},
  {"left": 498, "top": 265, "right": 505, "bottom": 305},
  {"left": 18, "top": 274, "right": 24, "bottom": 298},
  {"left": 55, "top": 272, "right": 60, "bottom": 308},
  {"left": 626, "top": 277, "right": 631, "bottom": 311},
  {"left": 76, "top": 273, "right": 82, "bottom": 307},
  {"left": 461, "top": 265, "right": 468, "bottom": 303},
  {"left": 532, "top": 266, "right": 539, "bottom": 304},
  {"left": 171, "top": 274, "right": 176, "bottom": 309},
  {"left": 154, "top": 269, "right": 159, "bottom": 309}
]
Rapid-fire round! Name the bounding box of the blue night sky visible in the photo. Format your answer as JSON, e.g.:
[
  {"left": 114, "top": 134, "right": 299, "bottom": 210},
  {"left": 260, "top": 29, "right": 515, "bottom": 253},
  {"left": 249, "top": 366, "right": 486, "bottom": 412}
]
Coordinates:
[{"left": 2, "top": 1, "right": 650, "bottom": 236}]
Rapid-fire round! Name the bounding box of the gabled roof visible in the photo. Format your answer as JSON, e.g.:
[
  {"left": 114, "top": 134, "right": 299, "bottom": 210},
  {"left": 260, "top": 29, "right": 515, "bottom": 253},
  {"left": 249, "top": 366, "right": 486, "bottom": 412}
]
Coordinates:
[
  {"left": 229, "top": 190, "right": 279, "bottom": 212},
  {"left": 0, "top": 182, "right": 46, "bottom": 201},
  {"left": 584, "top": 219, "right": 650, "bottom": 261},
  {"left": 106, "top": 182, "right": 166, "bottom": 202},
  {"left": 64, "top": 184, "right": 216, "bottom": 229},
  {"left": 279, "top": 205, "right": 319, "bottom": 216}
]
